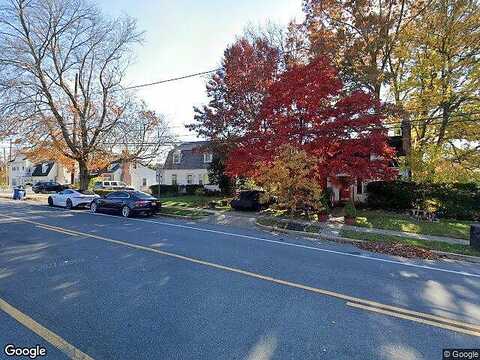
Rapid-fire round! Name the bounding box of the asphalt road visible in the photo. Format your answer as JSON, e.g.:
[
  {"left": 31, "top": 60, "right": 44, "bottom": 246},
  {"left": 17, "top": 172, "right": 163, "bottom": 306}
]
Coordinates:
[{"left": 0, "top": 199, "right": 479, "bottom": 360}]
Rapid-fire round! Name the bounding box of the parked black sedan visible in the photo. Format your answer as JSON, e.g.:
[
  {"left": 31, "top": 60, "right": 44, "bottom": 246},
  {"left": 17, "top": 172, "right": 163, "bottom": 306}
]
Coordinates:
[
  {"left": 90, "top": 191, "right": 161, "bottom": 217},
  {"left": 32, "top": 181, "right": 65, "bottom": 193},
  {"left": 230, "top": 190, "right": 269, "bottom": 211}
]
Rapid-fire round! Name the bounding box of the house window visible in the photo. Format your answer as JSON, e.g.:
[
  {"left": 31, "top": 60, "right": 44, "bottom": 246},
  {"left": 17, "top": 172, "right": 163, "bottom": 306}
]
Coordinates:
[
  {"left": 357, "top": 180, "right": 363, "bottom": 195},
  {"left": 187, "top": 174, "right": 193, "bottom": 185},
  {"left": 199, "top": 176, "right": 203, "bottom": 185},
  {"left": 142, "top": 178, "right": 147, "bottom": 186},
  {"left": 203, "top": 153, "right": 213, "bottom": 163},
  {"left": 173, "top": 152, "right": 181, "bottom": 164},
  {"left": 171, "top": 174, "right": 177, "bottom": 185}
]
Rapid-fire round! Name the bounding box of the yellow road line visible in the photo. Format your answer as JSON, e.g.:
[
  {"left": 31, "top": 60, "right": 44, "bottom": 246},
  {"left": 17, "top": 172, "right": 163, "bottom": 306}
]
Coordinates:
[
  {"left": 37, "top": 225, "right": 80, "bottom": 237},
  {"left": 1, "top": 213, "right": 480, "bottom": 337},
  {"left": 346, "top": 302, "right": 480, "bottom": 337},
  {"left": 0, "top": 298, "right": 93, "bottom": 359}
]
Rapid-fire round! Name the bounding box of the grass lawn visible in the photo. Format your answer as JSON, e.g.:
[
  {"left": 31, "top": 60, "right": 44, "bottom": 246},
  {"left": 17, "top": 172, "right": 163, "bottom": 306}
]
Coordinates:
[
  {"left": 340, "top": 229, "right": 480, "bottom": 257},
  {"left": 159, "top": 206, "right": 210, "bottom": 219},
  {"left": 257, "top": 217, "right": 479, "bottom": 257},
  {"left": 157, "top": 195, "right": 232, "bottom": 209},
  {"left": 355, "top": 209, "right": 472, "bottom": 240}
]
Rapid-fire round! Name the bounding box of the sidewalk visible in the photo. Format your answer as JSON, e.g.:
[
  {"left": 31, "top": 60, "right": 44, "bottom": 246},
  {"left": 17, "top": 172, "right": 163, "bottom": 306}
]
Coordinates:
[
  {"left": 321, "top": 222, "right": 468, "bottom": 245},
  {"left": 225, "top": 212, "right": 469, "bottom": 246},
  {"left": 175, "top": 207, "right": 469, "bottom": 245},
  {"left": 0, "top": 192, "right": 48, "bottom": 202}
]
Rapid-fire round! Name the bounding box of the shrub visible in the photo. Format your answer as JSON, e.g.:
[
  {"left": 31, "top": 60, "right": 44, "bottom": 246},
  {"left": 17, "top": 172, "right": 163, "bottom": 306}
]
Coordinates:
[
  {"left": 366, "top": 181, "right": 417, "bottom": 210},
  {"left": 344, "top": 201, "right": 357, "bottom": 219},
  {"left": 254, "top": 145, "right": 324, "bottom": 215},
  {"left": 185, "top": 185, "right": 204, "bottom": 195},
  {"left": 194, "top": 187, "right": 205, "bottom": 196},
  {"left": 366, "top": 181, "right": 480, "bottom": 220},
  {"left": 149, "top": 184, "right": 179, "bottom": 196},
  {"left": 88, "top": 177, "right": 102, "bottom": 190},
  {"left": 93, "top": 189, "right": 116, "bottom": 197}
]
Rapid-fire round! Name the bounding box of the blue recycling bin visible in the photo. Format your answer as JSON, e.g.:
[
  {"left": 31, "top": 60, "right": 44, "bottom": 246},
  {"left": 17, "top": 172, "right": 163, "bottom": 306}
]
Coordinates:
[{"left": 12, "top": 187, "right": 26, "bottom": 200}]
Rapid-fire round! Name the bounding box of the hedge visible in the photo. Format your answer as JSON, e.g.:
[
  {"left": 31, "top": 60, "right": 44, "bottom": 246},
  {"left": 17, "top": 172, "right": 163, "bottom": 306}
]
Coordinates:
[
  {"left": 149, "top": 184, "right": 179, "bottom": 196},
  {"left": 149, "top": 184, "right": 210, "bottom": 196},
  {"left": 93, "top": 189, "right": 117, "bottom": 197},
  {"left": 181, "top": 185, "right": 204, "bottom": 195},
  {"left": 366, "top": 181, "right": 480, "bottom": 220}
]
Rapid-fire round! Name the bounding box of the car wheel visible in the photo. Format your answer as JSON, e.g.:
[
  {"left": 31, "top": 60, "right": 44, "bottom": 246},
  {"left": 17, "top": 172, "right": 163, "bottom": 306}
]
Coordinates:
[
  {"left": 90, "top": 202, "right": 97, "bottom": 213},
  {"left": 48, "top": 197, "right": 53, "bottom": 207},
  {"left": 121, "top": 205, "right": 131, "bottom": 218},
  {"left": 66, "top": 199, "right": 73, "bottom": 210}
]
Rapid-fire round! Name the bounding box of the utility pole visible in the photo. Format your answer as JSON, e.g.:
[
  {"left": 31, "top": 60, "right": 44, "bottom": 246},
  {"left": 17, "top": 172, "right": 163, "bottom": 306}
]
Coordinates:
[
  {"left": 3, "top": 147, "right": 7, "bottom": 186},
  {"left": 71, "top": 73, "right": 78, "bottom": 185}
]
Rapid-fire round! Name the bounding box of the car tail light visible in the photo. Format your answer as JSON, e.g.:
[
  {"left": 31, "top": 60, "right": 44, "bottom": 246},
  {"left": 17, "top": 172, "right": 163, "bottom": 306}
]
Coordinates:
[{"left": 134, "top": 201, "right": 150, "bottom": 207}]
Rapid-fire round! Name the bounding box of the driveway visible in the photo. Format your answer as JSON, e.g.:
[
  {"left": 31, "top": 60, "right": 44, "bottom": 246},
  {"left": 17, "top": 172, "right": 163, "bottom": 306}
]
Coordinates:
[{"left": 0, "top": 199, "right": 479, "bottom": 359}]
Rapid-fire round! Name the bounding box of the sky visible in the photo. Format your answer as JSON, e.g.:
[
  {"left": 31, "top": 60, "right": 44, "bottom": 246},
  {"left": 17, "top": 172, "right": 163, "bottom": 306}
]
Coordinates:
[{"left": 98, "top": 0, "right": 304, "bottom": 142}]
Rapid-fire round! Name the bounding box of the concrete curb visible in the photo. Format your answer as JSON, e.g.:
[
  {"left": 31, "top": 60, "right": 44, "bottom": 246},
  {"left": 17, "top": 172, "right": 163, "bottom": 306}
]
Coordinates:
[
  {"left": 255, "top": 220, "right": 480, "bottom": 264},
  {"left": 155, "top": 209, "right": 210, "bottom": 221},
  {"left": 155, "top": 213, "right": 202, "bottom": 220}
]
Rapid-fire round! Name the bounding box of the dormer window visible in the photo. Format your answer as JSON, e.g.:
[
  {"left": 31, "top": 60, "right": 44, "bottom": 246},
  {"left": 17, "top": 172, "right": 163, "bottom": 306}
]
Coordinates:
[
  {"left": 42, "top": 163, "right": 48, "bottom": 173},
  {"left": 173, "top": 151, "right": 181, "bottom": 164},
  {"left": 203, "top": 153, "right": 213, "bottom": 163}
]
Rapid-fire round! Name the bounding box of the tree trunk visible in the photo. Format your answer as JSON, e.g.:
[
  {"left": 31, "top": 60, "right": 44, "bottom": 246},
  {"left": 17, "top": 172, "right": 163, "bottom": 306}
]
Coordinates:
[{"left": 78, "top": 160, "right": 89, "bottom": 191}]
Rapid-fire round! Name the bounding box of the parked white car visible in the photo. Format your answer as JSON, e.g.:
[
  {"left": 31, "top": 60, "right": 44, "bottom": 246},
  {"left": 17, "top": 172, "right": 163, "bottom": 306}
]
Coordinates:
[{"left": 48, "top": 189, "right": 100, "bottom": 209}]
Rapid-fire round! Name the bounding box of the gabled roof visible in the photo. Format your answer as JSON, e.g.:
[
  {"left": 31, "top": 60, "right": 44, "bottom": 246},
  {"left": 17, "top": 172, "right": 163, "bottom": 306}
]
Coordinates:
[
  {"left": 103, "top": 161, "right": 121, "bottom": 174},
  {"left": 163, "top": 141, "right": 210, "bottom": 170},
  {"left": 31, "top": 161, "right": 54, "bottom": 177}
]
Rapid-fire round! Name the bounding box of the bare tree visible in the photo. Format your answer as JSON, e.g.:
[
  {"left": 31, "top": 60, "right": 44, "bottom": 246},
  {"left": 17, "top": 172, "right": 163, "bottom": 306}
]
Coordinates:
[
  {"left": 106, "top": 101, "right": 174, "bottom": 164},
  {"left": 0, "top": 0, "right": 146, "bottom": 189}
]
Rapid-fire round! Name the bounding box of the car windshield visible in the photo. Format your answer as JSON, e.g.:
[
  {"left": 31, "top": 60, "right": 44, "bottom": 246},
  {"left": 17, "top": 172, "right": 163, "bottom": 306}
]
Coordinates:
[{"left": 133, "top": 191, "right": 155, "bottom": 200}]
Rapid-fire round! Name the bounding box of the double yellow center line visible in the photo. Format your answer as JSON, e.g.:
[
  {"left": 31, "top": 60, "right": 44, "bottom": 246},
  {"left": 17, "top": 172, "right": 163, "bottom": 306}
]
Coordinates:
[{"left": 0, "top": 212, "right": 479, "bottom": 360}]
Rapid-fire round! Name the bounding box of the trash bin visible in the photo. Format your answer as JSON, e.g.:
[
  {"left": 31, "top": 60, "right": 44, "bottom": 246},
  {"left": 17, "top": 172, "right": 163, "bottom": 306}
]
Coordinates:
[
  {"left": 18, "top": 187, "right": 25, "bottom": 200},
  {"left": 12, "top": 186, "right": 26, "bottom": 200}
]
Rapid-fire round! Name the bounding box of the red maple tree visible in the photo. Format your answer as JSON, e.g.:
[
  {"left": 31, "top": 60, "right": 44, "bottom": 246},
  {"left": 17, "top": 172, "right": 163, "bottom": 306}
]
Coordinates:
[
  {"left": 226, "top": 57, "right": 396, "bottom": 185},
  {"left": 187, "top": 37, "right": 281, "bottom": 147}
]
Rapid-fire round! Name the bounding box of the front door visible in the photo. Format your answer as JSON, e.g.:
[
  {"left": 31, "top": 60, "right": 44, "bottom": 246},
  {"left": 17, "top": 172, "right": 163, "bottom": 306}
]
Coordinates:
[{"left": 340, "top": 186, "right": 351, "bottom": 201}]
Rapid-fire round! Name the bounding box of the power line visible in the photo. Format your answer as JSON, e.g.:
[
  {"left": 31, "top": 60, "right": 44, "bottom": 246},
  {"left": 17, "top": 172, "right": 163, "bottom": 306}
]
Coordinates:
[
  {"left": 121, "top": 69, "right": 221, "bottom": 91},
  {"left": 119, "top": 45, "right": 310, "bottom": 91}
]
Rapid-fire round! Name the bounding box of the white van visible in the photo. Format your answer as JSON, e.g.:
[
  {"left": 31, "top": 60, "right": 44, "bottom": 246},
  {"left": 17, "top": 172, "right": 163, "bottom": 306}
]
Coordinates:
[{"left": 93, "top": 180, "right": 134, "bottom": 190}]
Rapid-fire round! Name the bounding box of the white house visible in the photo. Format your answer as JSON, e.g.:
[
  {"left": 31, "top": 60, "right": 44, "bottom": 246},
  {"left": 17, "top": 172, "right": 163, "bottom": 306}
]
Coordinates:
[
  {"left": 99, "top": 160, "right": 157, "bottom": 192},
  {"left": 159, "top": 141, "right": 218, "bottom": 189},
  {"left": 8, "top": 154, "right": 33, "bottom": 187},
  {"left": 8, "top": 154, "right": 71, "bottom": 188}
]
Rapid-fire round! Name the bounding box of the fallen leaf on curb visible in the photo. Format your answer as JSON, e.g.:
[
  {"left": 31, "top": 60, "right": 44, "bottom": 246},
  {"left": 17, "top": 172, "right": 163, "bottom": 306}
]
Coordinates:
[{"left": 357, "top": 242, "right": 443, "bottom": 260}]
